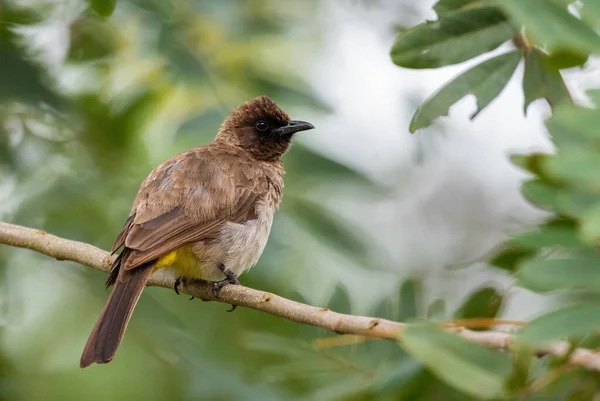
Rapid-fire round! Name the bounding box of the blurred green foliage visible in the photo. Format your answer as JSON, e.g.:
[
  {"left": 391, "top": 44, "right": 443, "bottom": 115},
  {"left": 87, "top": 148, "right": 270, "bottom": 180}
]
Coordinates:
[
  {"left": 0, "top": 0, "right": 393, "bottom": 400},
  {"left": 2, "top": 0, "right": 600, "bottom": 400}
]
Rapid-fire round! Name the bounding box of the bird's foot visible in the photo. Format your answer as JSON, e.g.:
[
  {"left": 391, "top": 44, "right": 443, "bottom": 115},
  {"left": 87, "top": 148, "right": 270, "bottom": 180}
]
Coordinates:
[{"left": 212, "top": 264, "right": 240, "bottom": 312}]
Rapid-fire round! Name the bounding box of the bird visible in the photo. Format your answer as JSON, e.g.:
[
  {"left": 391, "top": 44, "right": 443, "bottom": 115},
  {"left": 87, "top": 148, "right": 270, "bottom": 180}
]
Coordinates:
[{"left": 80, "top": 96, "right": 314, "bottom": 368}]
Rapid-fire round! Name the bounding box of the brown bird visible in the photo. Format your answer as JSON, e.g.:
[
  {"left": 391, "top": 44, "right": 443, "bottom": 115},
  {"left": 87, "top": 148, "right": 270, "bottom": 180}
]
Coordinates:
[{"left": 80, "top": 96, "right": 314, "bottom": 368}]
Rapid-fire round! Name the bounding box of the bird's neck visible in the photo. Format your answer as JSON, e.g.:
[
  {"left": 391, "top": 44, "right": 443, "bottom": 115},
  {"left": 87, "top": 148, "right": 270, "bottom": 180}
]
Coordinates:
[
  {"left": 212, "top": 136, "right": 285, "bottom": 174},
  {"left": 214, "top": 130, "right": 290, "bottom": 164}
]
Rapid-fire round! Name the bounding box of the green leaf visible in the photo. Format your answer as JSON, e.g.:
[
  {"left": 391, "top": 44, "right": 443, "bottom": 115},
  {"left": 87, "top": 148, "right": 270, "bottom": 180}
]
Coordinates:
[
  {"left": 399, "top": 279, "right": 422, "bottom": 321},
  {"left": 158, "top": 23, "right": 205, "bottom": 80},
  {"left": 568, "top": 386, "right": 598, "bottom": 401},
  {"left": 285, "top": 197, "right": 370, "bottom": 263},
  {"left": 506, "top": 343, "right": 533, "bottom": 393},
  {"left": 581, "top": 0, "right": 600, "bottom": 29},
  {"left": 583, "top": 0, "right": 600, "bottom": 18},
  {"left": 0, "top": 44, "right": 62, "bottom": 108},
  {"left": 90, "top": 0, "right": 117, "bottom": 17},
  {"left": 409, "top": 50, "right": 521, "bottom": 132},
  {"left": 326, "top": 285, "right": 352, "bottom": 315},
  {"left": 499, "top": 0, "right": 600, "bottom": 54},
  {"left": 511, "top": 227, "right": 584, "bottom": 249},
  {"left": 299, "top": 378, "right": 373, "bottom": 401},
  {"left": 433, "top": 0, "right": 481, "bottom": 16},
  {"left": 556, "top": 190, "right": 599, "bottom": 218},
  {"left": 490, "top": 247, "right": 536, "bottom": 272},
  {"left": 523, "top": 49, "right": 571, "bottom": 113},
  {"left": 545, "top": 49, "right": 589, "bottom": 69},
  {"left": 371, "top": 279, "right": 423, "bottom": 321},
  {"left": 284, "top": 143, "right": 377, "bottom": 188},
  {"left": 510, "top": 152, "right": 555, "bottom": 182},
  {"left": 580, "top": 203, "right": 600, "bottom": 244},
  {"left": 521, "top": 179, "right": 561, "bottom": 211},
  {"left": 68, "top": 17, "right": 117, "bottom": 61},
  {"left": 544, "top": 148, "right": 600, "bottom": 187},
  {"left": 391, "top": 7, "right": 515, "bottom": 69},
  {"left": 455, "top": 287, "right": 503, "bottom": 320},
  {"left": 589, "top": 89, "right": 600, "bottom": 106},
  {"left": 376, "top": 358, "right": 423, "bottom": 395},
  {"left": 519, "top": 303, "right": 600, "bottom": 343},
  {"left": 401, "top": 324, "right": 511, "bottom": 399},
  {"left": 520, "top": 161, "right": 600, "bottom": 219},
  {"left": 546, "top": 103, "right": 600, "bottom": 148},
  {"left": 78, "top": 90, "right": 158, "bottom": 171},
  {"left": 427, "top": 299, "right": 446, "bottom": 319},
  {"left": 0, "top": 125, "right": 16, "bottom": 170},
  {"left": 518, "top": 253, "right": 600, "bottom": 292}
]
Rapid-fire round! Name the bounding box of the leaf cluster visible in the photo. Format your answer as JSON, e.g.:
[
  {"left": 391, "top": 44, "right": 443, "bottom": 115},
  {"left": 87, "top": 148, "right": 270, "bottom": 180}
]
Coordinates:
[
  {"left": 391, "top": 0, "right": 597, "bottom": 132},
  {"left": 388, "top": 0, "right": 600, "bottom": 398}
]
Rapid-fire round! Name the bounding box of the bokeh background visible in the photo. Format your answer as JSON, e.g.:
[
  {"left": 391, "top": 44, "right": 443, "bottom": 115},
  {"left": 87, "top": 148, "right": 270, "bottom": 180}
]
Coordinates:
[{"left": 1, "top": 0, "right": 599, "bottom": 400}]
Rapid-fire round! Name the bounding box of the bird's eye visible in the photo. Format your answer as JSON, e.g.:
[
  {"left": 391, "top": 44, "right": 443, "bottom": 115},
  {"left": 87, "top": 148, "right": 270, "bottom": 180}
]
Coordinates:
[{"left": 255, "top": 120, "right": 269, "bottom": 132}]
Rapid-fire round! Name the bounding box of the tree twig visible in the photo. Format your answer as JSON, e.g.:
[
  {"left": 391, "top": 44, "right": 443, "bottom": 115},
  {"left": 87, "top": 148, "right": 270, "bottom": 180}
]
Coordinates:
[{"left": 2, "top": 221, "right": 600, "bottom": 372}]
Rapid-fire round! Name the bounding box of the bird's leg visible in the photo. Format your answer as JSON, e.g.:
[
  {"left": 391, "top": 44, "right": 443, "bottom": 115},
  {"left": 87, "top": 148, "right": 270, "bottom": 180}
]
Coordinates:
[
  {"left": 212, "top": 264, "right": 241, "bottom": 312},
  {"left": 213, "top": 264, "right": 241, "bottom": 292}
]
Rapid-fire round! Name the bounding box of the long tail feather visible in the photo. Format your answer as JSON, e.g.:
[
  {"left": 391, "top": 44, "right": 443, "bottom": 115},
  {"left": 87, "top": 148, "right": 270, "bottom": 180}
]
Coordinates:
[{"left": 80, "top": 264, "right": 153, "bottom": 368}]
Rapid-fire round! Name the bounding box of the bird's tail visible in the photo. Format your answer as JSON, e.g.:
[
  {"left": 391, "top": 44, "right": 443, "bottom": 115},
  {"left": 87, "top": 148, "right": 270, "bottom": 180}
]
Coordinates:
[{"left": 80, "top": 264, "right": 154, "bottom": 368}]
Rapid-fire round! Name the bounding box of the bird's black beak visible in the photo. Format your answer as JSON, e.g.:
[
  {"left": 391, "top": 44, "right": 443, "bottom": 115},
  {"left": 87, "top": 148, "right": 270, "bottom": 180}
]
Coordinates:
[{"left": 274, "top": 120, "right": 315, "bottom": 136}]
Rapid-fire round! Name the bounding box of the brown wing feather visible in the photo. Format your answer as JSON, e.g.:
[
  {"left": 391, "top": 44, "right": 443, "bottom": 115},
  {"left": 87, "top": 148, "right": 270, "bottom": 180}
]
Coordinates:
[
  {"left": 123, "top": 218, "right": 224, "bottom": 268},
  {"left": 122, "top": 188, "right": 263, "bottom": 268},
  {"left": 111, "top": 215, "right": 134, "bottom": 254},
  {"left": 110, "top": 145, "right": 271, "bottom": 274}
]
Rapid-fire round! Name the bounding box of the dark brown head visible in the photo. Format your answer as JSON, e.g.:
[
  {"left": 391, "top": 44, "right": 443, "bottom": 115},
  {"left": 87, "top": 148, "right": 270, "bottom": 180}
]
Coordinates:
[{"left": 216, "top": 96, "right": 315, "bottom": 161}]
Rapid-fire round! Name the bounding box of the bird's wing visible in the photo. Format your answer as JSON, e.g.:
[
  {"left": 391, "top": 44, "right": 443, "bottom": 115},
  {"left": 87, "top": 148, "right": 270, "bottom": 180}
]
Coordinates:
[{"left": 111, "top": 147, "right": 270, "bottom": 273}]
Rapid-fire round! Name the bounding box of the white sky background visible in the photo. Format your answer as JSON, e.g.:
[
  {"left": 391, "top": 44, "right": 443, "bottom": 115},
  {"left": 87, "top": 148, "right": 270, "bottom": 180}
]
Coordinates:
[{"left": 8, "top": 0, "right": 600, "bottom": 323}]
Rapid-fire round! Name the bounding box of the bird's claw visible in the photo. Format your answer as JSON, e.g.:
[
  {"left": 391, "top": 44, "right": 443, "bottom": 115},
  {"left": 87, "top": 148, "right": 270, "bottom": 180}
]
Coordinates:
[
  {"left": 212, "top": 264, "right": 241, "bottom": 312},
  {"left": 174, "top": 277, "right": 183, "bottom": 295},
  {"left": 175, "top": 278, "right": 194, "bottom": 299}
]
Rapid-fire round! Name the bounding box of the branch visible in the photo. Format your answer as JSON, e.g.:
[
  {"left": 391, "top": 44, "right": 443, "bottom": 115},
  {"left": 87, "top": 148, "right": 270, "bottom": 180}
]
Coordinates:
[{"left": 2, "top": 221, "right": 600, "bottom": 372}]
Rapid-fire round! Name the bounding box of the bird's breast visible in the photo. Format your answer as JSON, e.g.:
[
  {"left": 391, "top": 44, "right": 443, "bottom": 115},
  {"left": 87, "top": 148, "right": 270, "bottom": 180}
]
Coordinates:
[
  {"left": 211, "top": 200, "right": 276, "bottom": 275},
  {"left": 180, "top": 200, "right": 274, "bottom": 281}
]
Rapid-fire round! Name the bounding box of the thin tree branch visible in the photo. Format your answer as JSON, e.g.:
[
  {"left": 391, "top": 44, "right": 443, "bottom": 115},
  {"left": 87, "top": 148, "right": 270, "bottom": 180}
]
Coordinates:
[{"left": 2, "top": 221, "right": 600, "bottom": 372}]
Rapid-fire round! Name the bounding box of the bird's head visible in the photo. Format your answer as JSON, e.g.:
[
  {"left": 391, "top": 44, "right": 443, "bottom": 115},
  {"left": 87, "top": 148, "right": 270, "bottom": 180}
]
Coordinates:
[{"left": 217, "top": 96, "right": 315, "bottom": 161}]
